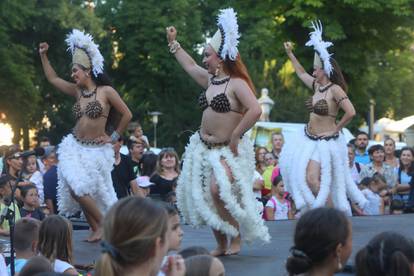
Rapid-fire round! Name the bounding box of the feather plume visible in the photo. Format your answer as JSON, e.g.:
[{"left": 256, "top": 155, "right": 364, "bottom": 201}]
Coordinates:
[
  {"left": 65, "top": 29, "right": 104, "bottom": 77},
  {"left": 217, "top": 8, "right": 240, "bottom": 61},
  {"left": 305, "top": 20, "right": 333, "bottom": 76}
]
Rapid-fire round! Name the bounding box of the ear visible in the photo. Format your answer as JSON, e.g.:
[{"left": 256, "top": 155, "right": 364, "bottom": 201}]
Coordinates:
[{"left": 335, "top": 243, "right": 343, "bottom": 258}]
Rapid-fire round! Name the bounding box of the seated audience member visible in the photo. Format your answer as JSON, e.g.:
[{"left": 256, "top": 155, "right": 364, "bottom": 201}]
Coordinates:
[
  {"left": 137, "top": 176, "right": 155, "bottom": 197},
  {"left": 8, "top": 218, "right": 40, "bottom": 274},
  {"left": 38, "top": 215, "right": 79, "bottom": 275},
  {"left": 286, "top": 208, "right": 352, "bottom": 276},
  {"left": 0, "top": 174, "right": 21, "bottom": 235},
  {"left": 95, "top": 197, "right": 185, "bottom": 276},
  {"left": 178, "top": 246, "right": 209, "bottom": 259},
  {"left": 355, "top": 231, "right": 414, "bottom": 276},
  {"left": 18, "top": 255, "right": 53, "bottom": 276},
  {"left": 265, "top": 175, "right": 293, "bottom": 221},
  {"left": 20, "top": 184, "right": 46, "bottom": 221},
  {"left": 184, "top": 255, "right": 225, "bottom": 276},
  {"left": 361, "top": 177, "right": 385, "bottom": 215},
  {"left": 150, "top": 148, "right": 180, "bottom": 201}
]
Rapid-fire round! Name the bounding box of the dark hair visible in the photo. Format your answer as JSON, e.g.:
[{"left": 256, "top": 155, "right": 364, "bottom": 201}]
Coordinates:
[
  {"left": 161, "top": 202, "right": 178, "bottom": 216},
  {"left": 368, "top": 144, "right": 384, "bottom": 156},
  {"left": 127, "top": 137, "right": 145, "bottom": 150},
  {"left": 18, "top": 255, "right": 53, "bottom": 276},
  {"left": 372, "top": 173, "right": 386, "bottom": 185},
  {"left": 75, "top": 63, "right": 112, "bottom": 87},
  {"left": 286, "top": 208, "right": 350, "bottom": 275},
  {"left": 38, "top": 215, "right": 73, "bottom": 264},
  {"left": 359, "top": 177, "right": 374, "bottom": 187},
  {"left": 355, "top": 231, "right": 414, "bottom": 276},
  {"left": 20, "top": 184, "right": 38, "bottom": 199},
  {"left": 14, "top": 218, "right": 40, "bottom": 251},
  {"left": 356, "top": 131, "right": 369, "bottom": 140},
  {"left": 272, "top": 175, "right": 283, "bottom": 187},
  {"left": 184, "top": 255, "right": 215, "bottom": 276},
  {"left": 329, "top": 58, "right": 348, "bottom": 93},
  {"left": 178, "top": 246, "right": 209, "bottom": 259},
  {"left": 22, "top": 155, "right": 39, "bottom": 176},
  {"left": 399, "top": 147, "right": 414, "bottom": 176},
  {"left": 0, "top": 174, "right": 12, "bottom": 188},
  {"left": 95, "top": 197, "right": 168, "bottom": 276},
  {"left": 139, "top": 153, "right": 158, "bottom": 177},
  {"left": 347, "top": 143, "right": 356, "bottom": 152}
]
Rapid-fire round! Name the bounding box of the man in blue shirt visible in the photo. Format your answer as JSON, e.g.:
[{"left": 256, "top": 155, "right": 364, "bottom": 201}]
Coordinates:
[{"left": 354, "top": 131, "right": 370, "bottom": 165}]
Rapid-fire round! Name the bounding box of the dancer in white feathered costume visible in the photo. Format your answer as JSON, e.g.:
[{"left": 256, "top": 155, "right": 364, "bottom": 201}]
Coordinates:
[
  {"left": 39, "top": 29, "right": 132, "bottom": 242},
  {"left": 280, "top": 21, "right": 367, "bottom": 215},
  {"left": 167, "top": 8, "right": 270, "bottom": 256}
]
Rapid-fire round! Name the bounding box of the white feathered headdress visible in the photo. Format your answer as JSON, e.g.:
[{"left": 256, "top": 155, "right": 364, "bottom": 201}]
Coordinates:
[
  {"left": 65, "top": 29, "right": 104, "bottom": 77},
  {"left": 305, "top": 20, "right": 333, "bottom": 76},
  {"left": 209, "top": 8, "right": 240, "bottom": 61}
]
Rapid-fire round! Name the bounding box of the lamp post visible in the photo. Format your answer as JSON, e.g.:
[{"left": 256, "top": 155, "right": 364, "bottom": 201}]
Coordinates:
[
  {"left": 369, "top": 99, "right": 376, "bottom": 140},
  {"left": 258, "top": 88, "right": 274, "bottom": 122},
  {"left": 148, "top": 111, "right": 162, "bottom": 148}
]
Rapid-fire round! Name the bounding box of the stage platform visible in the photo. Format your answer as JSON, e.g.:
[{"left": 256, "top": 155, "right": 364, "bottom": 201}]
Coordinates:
[{"left": 72, "top": 214, "right": 414, "bottom": 276}]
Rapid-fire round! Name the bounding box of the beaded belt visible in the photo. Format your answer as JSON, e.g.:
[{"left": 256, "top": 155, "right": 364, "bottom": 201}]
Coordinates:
[
  {"left": 72, "top": 131, "right": 101, "bottom": 146},
  {"left": 198, "top": 131, "right": 229, "bottom": 149},
  {"left": 304, "top": 125, "right": 339, "bottom": 141}
]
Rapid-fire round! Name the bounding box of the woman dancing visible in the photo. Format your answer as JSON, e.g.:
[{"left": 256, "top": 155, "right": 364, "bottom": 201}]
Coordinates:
[
  {"left": 280, "top": 21, "right": 367, "bottom": 215},
  {"left": 39, "top": 29, "right": 132, "bottom": 241},
  {"left": 167, "top": 8, "right": 270, "bottom": 256}
]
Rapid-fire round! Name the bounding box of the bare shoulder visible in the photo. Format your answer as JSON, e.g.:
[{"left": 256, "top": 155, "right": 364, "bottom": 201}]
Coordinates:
[
  {"left": 100, "top": 85, "right": 119, "bottom": 96},
  {"left": 330, "top": 84, "right": 346, "bottom": 97},
  {"left": 230, "top": 78, "right": 252, "bottom": 94}
]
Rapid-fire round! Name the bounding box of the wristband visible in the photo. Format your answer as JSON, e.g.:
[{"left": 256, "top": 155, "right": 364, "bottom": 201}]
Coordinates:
[{"left": 168, "top": 40, "right": 181, "bottom": 54}]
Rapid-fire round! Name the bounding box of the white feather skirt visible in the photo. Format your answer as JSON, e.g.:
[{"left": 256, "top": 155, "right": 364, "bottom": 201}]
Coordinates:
[
  {"left": 57, "top": 134, "right": 117, "bottom": 217},
  {"left": 177, "top": 132, "right": 270, "bottom": 243},
  {"left": 279, "top": 129, "right": 367, "bottom": 215}
]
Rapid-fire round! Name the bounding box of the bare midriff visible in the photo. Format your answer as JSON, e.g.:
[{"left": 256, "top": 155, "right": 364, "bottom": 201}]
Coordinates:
[
  {"left": 307, "top": 113, "right": 337, "bottom": 135},
  {"left": 200, "top": 109, "right": 242, "bottom": 143}
]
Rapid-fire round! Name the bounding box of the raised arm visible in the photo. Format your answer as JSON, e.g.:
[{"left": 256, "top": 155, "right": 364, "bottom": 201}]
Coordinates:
[
  {"left": 166, "top": 26, "right": 209, "bottom": 89},
  {"left": 284, "top": 42, "right": 314, "bottom": 90},
  {"left": 39, "top": 42, "right": 78, "bottom": 97}
]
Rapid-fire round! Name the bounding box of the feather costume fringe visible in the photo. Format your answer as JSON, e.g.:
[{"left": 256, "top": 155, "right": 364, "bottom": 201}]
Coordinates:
[
  {"left": 177, "top": 132, "right": 270, "bottom": 243},
  {"left": 57, "top": 134, "right": 117, "bottom": 216}
]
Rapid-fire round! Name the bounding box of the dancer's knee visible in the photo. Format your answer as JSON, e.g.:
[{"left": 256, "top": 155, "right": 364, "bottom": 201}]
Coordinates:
[{"left": 306, "top": 174, "right": 320, "bottom": 195}]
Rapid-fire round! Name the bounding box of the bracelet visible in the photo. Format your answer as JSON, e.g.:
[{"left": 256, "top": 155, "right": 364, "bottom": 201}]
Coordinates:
[
  {"left": 110, "top": 131, "right": 120, "bottom": 143},
  {"left": 168, "top": 40, "right": 181, "bottom": 54}
]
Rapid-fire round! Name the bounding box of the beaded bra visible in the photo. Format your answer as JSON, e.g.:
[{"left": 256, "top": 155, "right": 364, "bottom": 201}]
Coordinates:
[
  {"left": 72, "top": 88, "right": 106, "bottom": 120},
  {"left": 305, "top": 81, "right": 336, "bottom": 117},
  {"left": 198, "top": 78, "right": 241, "bottom": 114}
]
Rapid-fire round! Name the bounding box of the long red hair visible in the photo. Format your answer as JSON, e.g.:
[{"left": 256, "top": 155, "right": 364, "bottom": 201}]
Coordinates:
[{"left": 223, "top": 54, "right": 256, "bottom": 95}]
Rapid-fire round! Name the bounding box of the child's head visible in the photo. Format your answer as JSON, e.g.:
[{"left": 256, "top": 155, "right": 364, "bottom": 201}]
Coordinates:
[
  {"left": 20, "top": 184, "right": 39, "bottom": 208},
  {"left": 372, "top": 173, "right": 387, "bottom": 192},
  {"left": 166, "top": 191, "right": 177, "bottom": 205},
  {"left": 24, "top": 155, "right": 38, "bottom": 175},
  {"left": 14, "top": 218, "right": 40, "bottom": 255},
  {"left": 286, "top": 208, "right": 352, "bottom": 276},
  {"left": 184, "top": 255, "right": 225, "bottom": 276},
  {"left": 271, "top": 175, "right": 285, "bottom": 196},
  {"left": 18, "top": 255, "right": 53, "bottom": 276},
  {"left": 178, "top": 246, "right": 209, "bottom": 259},
  {"left": 38, "top": 215, "right": 73, "bottom": 264},
  {"left": 0, "top": 174, "right": 13, "bottom": 199},
  {"left": 163, "top": 203, "right": 183, "bottom": 252},
  {"left": 358, "top": 177, "right": 373, "bottom": 190},
  {"left": 95, "top": 197, "right": 169, "bottom": 276},
  {"left": 355, "top": 231, "right": 414, "bottom": 276}
]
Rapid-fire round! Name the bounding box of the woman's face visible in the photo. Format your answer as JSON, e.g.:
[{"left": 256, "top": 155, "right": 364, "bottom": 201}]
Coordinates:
[
  {"left": 312, "top": 67, "right": 326, "bottom": 83},
  {"left": 202, "top": 45, "right": 221, "bottom": 75},
  {"left": 24, "top": 188, "right": 39, "bottom": 207},
  {"left": 256, "top": 148, "right": 267, "bottom": 163},
  {"left": 7, "top": 156, "right": 23, "bottom": 172},
  {"left": 384, "top": 140, "right": 395, "bottom": 155},
  {"left": 26, "top": 156, "right": 37, "bottom": 174},
  {"left": 371, "top": 150, "right": 385, "bottom": 164},
  {"left": 400, "top": 149, "right": 413, "bottom": 168},
  {"left": 71, "top": 64, "right": 90, "bottom": 87},
  {"left": 161, "top": 153, "right": 176, "bottom": 169}
]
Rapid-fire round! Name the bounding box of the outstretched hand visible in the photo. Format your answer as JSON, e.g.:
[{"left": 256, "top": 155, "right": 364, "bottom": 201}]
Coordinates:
[
  {"left": 283, "top": 41, "right": 293, "bottom": 54},
  {"left": 39, "top": 42, "right": 49, "bottom": 55},
  {"left": 166, "top": 26, "right": 177, "bottom": 43}
]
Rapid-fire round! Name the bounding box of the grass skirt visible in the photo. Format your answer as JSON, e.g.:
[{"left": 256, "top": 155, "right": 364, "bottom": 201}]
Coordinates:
[
  {"left": 177, "top": 132, "right": 270, "bottom": 243},
  {"left": 57, "top": 134, "right": 117, "bottom": 217},
  {"left": 279, "top": 129, "right": 367, "bottom": 215}
]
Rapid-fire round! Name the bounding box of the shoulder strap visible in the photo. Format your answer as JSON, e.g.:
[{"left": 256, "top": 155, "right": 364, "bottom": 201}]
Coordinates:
[
  {"left": 356, "top": 162, "right": 361, "bottom": 173},
  {"left": 270, "top": 197, "right": 277, "bottom": 211},
  {"left": 398, "top": 167, "right": 402, "bottom": 183}
]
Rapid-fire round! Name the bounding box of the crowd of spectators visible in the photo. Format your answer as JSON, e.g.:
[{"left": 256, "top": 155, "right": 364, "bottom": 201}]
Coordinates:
[{"left": 0, "top": 125, "right": 414, "bottom": 275}]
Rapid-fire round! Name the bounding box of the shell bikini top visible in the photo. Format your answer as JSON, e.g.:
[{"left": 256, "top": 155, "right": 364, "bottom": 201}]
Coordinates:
[
  {"left": 198, "top": 79, "right": 242, "bottom": 114},
  {"left": 72, "top": 88, "right": 108, "bottom": 120},
  {"left": 306, "top": 80, "right": 348, "bottom": 117}
]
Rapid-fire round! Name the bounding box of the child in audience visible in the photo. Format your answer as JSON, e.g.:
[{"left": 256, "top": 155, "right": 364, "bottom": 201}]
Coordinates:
[
  {"left": 355, "top": 231, "right": 414, "bottom": 276},
  {"left": 22, "top": 154, "right": 44, "bottom": 204},
  {"left": 0, "top": 174, "right": 21, "bottom": 236},
  {"left": 361, "top": 177, "right": 385, "bottom": 215},
  {"left": 136, "top": 176, "right": 154, "bottom": 197},
  {"left": 178, "top": 246, "right": 209, "bottom": 259},
  {"left": 18, "top": 255, "right": 53, "bottom": 276},
  {"left": 20, "top": 184, "right": 45, "bottom": 221},
  {"left": 185, "top": 255, "right": 225, "bottom": 276},
  {"left": 7, "top": 218, "right": 40, "bottom": 274},
  {"left": 265, "top": 175, "right": 293, "bottom": 220},
  {"left": 38, "top": 215, "right": 79, "bottom": 275},
  {"left": 95, "top": 197, "right": 185, "bottom": 276},
  {"left": 286, "top": 208, "right": 352, "bottom": 276}
]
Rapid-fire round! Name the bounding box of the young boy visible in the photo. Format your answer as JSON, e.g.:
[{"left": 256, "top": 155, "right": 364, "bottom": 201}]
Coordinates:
[
  {"left": 0, "top": 174, "right": 21, "bottom": 235},
  {"left": 265, "top": 175, "right": 293, "bottom": 220},
  {"left": 8, "top": 218, "right": 40, "bottom": 274}
]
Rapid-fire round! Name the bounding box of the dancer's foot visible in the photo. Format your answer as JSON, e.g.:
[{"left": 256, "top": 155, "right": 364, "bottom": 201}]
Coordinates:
[
  {"left": 210, "top": 247, "right": 227, "bottom": 257},
  {"left": 226, "top": 235, "right": 241, "bottom": 255},
  {"left": 85, "top": 228, "right": 102, "bottom": 243}
]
